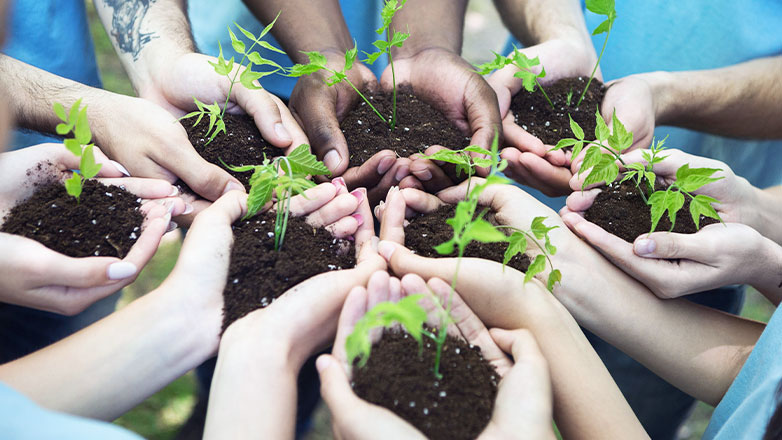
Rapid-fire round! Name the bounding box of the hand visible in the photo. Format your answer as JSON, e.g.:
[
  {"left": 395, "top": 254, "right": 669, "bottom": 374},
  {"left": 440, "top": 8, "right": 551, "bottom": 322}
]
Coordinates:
[
  {"left": 289, "top": 51, "right": 410, "bottom": 204},
  {"left": 89, "top": 92, "right": 245, "bottom": 216},
  {"left": 599, "top": 74, "right": 657, "bottom": 153},
  {"left": 384, "top": 48, "right": 501, "bottom": 191},
  {"left": 489, "top": 39, "right": 597, "bottom": 197},
  {"left": 0, "top": 143, "right": 184, "bottom": 315}
]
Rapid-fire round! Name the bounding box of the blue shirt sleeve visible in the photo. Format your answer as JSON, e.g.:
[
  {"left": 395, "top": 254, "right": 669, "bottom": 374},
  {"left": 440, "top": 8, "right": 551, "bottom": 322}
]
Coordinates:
[
  {"left": 0, "top": 382, "right": 143, "bottom": 440},
  {"left": 705, "top": 307, "right": 782, "bottom": 439}
]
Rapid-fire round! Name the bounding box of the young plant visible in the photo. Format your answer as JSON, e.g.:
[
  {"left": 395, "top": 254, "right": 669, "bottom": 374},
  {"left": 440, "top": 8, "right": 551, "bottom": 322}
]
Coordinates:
[
  {"left": 619, "top": 135, "right": 669, "bottom": 200},
  {"left": 418, "top": 145, "right": 495, "bottom": 196},
  {"left": 181, "top": 13, "right": 286, "bottom": 144},
  {"left": 53, "top": 100, "right": 102, "bottom": 202},
  {"left": 576, "top": 0, "right": 617, "bottom": 106},
  {"left": 646, "top": 163, "right": 723, "bottom": 232},
  {"left": 361, "top": 0, "right": 409, "bottom": 130},
  {"left": 475, "top": 48, "right": 555, "bottom": 110},
  {"left": 223, "top": 144, "right": 329, "bottom": 250}
]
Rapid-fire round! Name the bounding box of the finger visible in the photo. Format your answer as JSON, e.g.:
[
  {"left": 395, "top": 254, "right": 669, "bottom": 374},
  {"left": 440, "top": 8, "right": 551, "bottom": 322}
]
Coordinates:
[
  {"left": 305, "top": 192, "right": 361, "bottom": 227},
  {"left": 389, "top": 276, "right": 402, "bottom": 303},
  {"left": 398, "top": 175, "right": 424, "bottom": 191},
  {"left": 633, "top": 231, "right": 713, "bottom": 260},
  {"left": 564, "top": 188, "right": 601, "bottom": 213},
  {"left": 324, "top": 215, "right": 360, "bottom": 238},
  {"left": 364, "top": 159, "right": 412, "bottom": 205},
  {"left": 120, "top": 212, "right": 171, "bottom": 275},
  {"left": 287, "top": 182, "right": 338, "bottom": 217},
  {"left": 159, "top": 147, "right": 246, "bottom": 201},
  {"left": 379, "top": 186, "right": 406, "bottom": 244},
  {"left": 228, "top": 76, "right": 293, "bottom": 148},
  {"left": 333, "top": 285, "right": 370, "bottom": 366},
  {"left": 317, "top": 354, "right": 363, "bottom": 411},
  {"left": 34, "top": 250, "right": 130, "bottom": 290},
  {"left": 464, "top": 78, "right": 503, "bottom": 153},
  {"left": 409, "top": 157, "right": 455, "bottom": 193},
  {"left": 340, "top": 150, "right": 398, "bottom": 190},
  {"left": 517, "top": 153, "right": 573, "bottom": 196},
  {"left": 502, "top": 119, "right": 547, "bottom": 156},
  {"left": 490, "top": 328, "right": 544, "bottom": 362},
  {"left": 91, "top": 146, "right": 126, "bottom": 178},
  {"left": 399, "top": 273, "right": 446, "bottom": 332},
  {"left": 290, "top": 86, "right": 349, "bottom": 176},
  {"left": 96, "top": 177, "right": 179, "bottom": 200},
  {"left": 352, "top": 188, "right": 376, "bottom": 250}
]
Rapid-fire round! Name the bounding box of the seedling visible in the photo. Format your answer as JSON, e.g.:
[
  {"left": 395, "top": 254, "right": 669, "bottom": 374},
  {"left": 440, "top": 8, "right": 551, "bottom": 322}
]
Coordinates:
[
  {"left": 288, "top": 0, "right": 409, "bottom": 129},
  {"left": 53, "top": 100, "right": 102, "bottom": 202},
  {"left": 576, "top": 0, "right": 617, "bottom": 106},
  {"left": 181, "top": 13, "right": 286, "bottom": 144},
  {"left": 419, "top": 145, "right": 494, "bottom": 196},
  {"left": 475, "top": 48, "right": 554, "bottom": 110},
  {"left": 223, "top": 144, "right": 329, "bottom": 250},
  {"left": 556, "top": 113, "right": 723, "bottom": 232}
]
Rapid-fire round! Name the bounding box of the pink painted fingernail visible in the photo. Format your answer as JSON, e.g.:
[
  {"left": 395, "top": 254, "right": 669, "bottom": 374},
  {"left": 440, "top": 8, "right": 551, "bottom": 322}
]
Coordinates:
[
  {"left": 352, "top": 213, "right": 364, "bottom": 226},
  {"left": 166, "top": 221, "right": 178, "bottom": 234},
  {"left": 378, "top": 156, "right": 395, "bottom": 174},
  {"left": 332, "top": 177, "right": 347, "bottom": 189},
  {"left": 350, "top": 189, "right": 364, "bottom": 204},
  {"left": 183, "top": 203, "right": 194, "bottom": 215},
  {"left": 168, "top": 186, "right": 179, "bottom": 197}
]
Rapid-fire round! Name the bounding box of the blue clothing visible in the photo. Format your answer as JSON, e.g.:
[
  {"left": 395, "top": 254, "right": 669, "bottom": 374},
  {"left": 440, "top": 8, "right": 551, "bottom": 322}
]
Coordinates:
[
  {"left": 188, "top": 0, "right": 386, "bottom": 101},
  {"left": 705, "top": 306, "right": 782, "bottom": 438},
  {"left": 0, "top": 382, "right": 141, "bottom": 440},
  {"left": 4, "top": 0, "right": 102, "bottom": 149}
]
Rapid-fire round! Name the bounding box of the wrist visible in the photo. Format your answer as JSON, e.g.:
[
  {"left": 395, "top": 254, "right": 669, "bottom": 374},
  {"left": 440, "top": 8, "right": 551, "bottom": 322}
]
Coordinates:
[
  {"left": 756, "top": 238, "right": 782, "bottom": 298},
  {"left": 220, "top": 311, "right": 300, "bottom": 369},
  {"left": 637, "top": 71, "right": 677, "bottom": 126}
]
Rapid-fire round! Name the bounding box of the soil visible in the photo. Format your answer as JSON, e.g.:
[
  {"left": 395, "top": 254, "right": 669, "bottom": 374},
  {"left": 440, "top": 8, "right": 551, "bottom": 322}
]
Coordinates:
[
  {"left": 352, "top": 328, "right": 498, "bottom": 440},
  {"left": 180, "top": 112, "right": 283, "bottom": 192},
  {"left": 342, "top": 87, "right": 470, "bottom": 168},
  {"left": 403, "top": 204, "right": 531, "bottom": 272},
  {"left": 585, "top": 180, "right": 719, "bottom": 243},
  {"left": 221, "top": 210, "right": 356, "bottom": 330},
  {"left": 510, "top": 77, "right": 605, "bottom": 146},
  {"left": 0, "top": 178, "right": 143, "bottom": 258}
]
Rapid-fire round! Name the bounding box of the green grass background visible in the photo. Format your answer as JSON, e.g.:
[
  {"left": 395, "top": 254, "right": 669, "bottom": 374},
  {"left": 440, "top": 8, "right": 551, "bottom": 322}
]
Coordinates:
[{"left": 81, "top": 1, "right": 775, "bottom": 438}]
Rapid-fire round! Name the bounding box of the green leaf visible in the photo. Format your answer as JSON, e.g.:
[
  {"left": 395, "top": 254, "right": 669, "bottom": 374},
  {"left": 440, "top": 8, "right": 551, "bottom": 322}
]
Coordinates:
[
  {"left": 228, "top": 28, "right": 245, "bottom": 54},
  {"left": 570, "top": 140, "right": 586, "bottom": 160},
  {"left": 503, "top": 232, "right": 527, "bottom": 266},
  {"left": 514, "top": 69, "right": 538, "bottom": 93},
  {"left": 607, "top": 109, "right": 633, "bottom": 153},
  {"left": 569, "top": 114, "right": 584, "bottom": 140},
  {"left": 345, "top": 46, "right": 358, "bottom": 71},
  {"left": 674, "top": 164, "right": 723, "bottom": 193},
  {"left": 689, "top": 194, "right": 721, "bottom": 229},
  {"left": 362, "top": 50, "right": 384, "bottom": 65},
  {"left": 288, "top": 63, "right": 324, "bottom": 77},
  {"left": 547, "top": 269, "right": 561, "bottom": 291},
  {"left": 53, "top": 102, "right": 67, "bottom": 122},
  {"left": 55, "top": 123, "right": 72, "bottom": 136},
  {"left": 234, "top": 22, "right": 256, "bottom": 41},
  {"left": 389, "top": 31, "right": 409, "bottom": 48},
  {"left": 530, "top": 216, "right": 557, "bottom": 240},
  {"left": 245, "top": 172, "right": 274, "bottom": 218},
  {"left": 68, "top": 99, "right": 82, "bottom": 125},
  {"left": 64, "top": 138, "right": 82, "bottom": 157},
  {"left": 525, "top": 254, "right": 546, "bottom": 283},
  {"left": 257, "top": 40, "right": 287, "bottom": 55},
  {"left": 305, "top": 51, "right": 328, "bottom": 67},
  {"left": 583, "top": 154, "right": 619, "bottom": 188},
  {"left": 434, "top": 239, "right": 455, "bottom": 255},
  {"left": 578, "top": 146, "right": 603, "bottom": 177},
  {"left": 594, "top": 110, "right": 610, "bottom": 141},
  {"left": 239, "top": 67, "right": 264, "bottom": 90},
  {"left": 73, "top": 106, "right": 92, "bottom": 145},
  {"left": 246, "top": 51, "right": 283, "bottom": 70},
  {"left": 552, "top": 138, "right": 578, "bottom": 151},
  {"left": 79, "top": 144, "right": 102, "bottom": 179},
  {"left": 592, "top": 18, "right": 612, "bottom": 36},
  {"left": 465, "top": 218, "right": 507, "bottom": 243},
  {"left": 286, "top": 144, "right": 331, "bottom": 176},
  {"left": 648, "top": 189, "right": 685, "bottom": 232},
  {"left": 474, "top": 52, "right": 512, "bottom": 75},
  {"left": 64, "top": 173, "right": 83, "bottom": 199},
  {"left": 259, "top": 11, "right": 281, "bottom": 38},
  {"left": 586, "top": 0, "right": 615, "bottom": 16},
  {"left": 372, "top": 39, "right": 390, "bottom": 52},
  {"left": 463, "top": 145, "right": 493, "bottom": 156}
]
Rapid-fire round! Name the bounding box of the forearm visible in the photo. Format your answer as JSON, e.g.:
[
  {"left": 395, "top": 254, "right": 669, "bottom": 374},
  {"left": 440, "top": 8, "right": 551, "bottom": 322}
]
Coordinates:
[
  {"left": 493, "top": 0, "right": 592, "bottom": 48},
  {"left": 242, "top": 0, "right": 353, "bottom": 63},
  {"left": 204, "top": 318, "right": 300, "bottom": 439},
  {"left": 0, "top": 287, "right": 216, "bottom": 420},
  {"left": 748, "top": 185, "right": 782, "bottom": 246},
  {"left": 392, "top": 0, "right": 468, "bottom": 57},
  {"left": 553, "top": 242, "right": 764, "bottom": 406},
  {"left": 93, "top": 0, "right": 194, "bottom": 96},
  {"left": 755, "top": 238, "right": 782, "bottom": 304},
  {"left": 649, "top": 56, "right": 782, "bottom": 138}
]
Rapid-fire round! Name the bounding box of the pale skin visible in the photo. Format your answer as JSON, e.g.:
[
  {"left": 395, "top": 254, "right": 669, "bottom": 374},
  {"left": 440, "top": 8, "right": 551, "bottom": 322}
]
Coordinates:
[
  {"left": 562, "top": 148, "right": 782, "bottom": 304},
  {"left": 320, "top": 270, "right": 558, "bottom": 440},
  {"left": 244, "top": 0, "right": 412, "bottom": 204},
  {"left": 375, "top": 181, "right": 765, "bottom": 408},
  {"left": 0, "top": 180, "right": 370, "bottom": 423}
]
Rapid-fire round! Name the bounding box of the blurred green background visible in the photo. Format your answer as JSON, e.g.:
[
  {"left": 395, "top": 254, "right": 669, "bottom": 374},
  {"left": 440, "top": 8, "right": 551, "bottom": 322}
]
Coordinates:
[{"left": 82, "top": 1, "right": 775, "bottom": 438}]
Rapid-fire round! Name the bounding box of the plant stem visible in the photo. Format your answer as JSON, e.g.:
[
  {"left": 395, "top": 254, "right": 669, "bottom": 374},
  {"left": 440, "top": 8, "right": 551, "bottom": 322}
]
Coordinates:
[
  {"left": 387, "top": 28, "right": 398, "bottom": 130},
  {"left": 576, "top": 26, "right": 612, "bottom": 107},
  {"left": 342, "top": 76, "right": 389, "bottom": 125},
  {"left": 535, "top": 78, "right": 555, "bottom": 110},
  {"left": 274, "top": 158, "right": 294, "bottom": 251},
  {"left": 496, "top": 225, "right": 556, "bottom": 275}
]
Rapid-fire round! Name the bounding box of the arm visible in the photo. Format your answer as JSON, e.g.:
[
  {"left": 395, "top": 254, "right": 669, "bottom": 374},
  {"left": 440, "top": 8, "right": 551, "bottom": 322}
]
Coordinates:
[{"left": 494, "top": 0, "right": 593, "bottom": 50}]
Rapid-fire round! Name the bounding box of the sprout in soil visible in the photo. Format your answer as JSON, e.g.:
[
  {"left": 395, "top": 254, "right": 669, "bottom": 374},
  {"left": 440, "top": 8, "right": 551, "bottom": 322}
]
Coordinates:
[
  {"left": 475, "top": 48, "right": 555, "bottom": 111},
  {"left": 53, "top": 99, "right": 103, "bottom": 203},
  {"left": 222, "top": 144, "right": 330, "bottom": 250},
  {"left": 576, "top": 0, "right": 617, "bottom": 107},
  {"left": 288, "top": 0, "right": 409, "bottom": 129},
  {"left": 554, "top": 112, "right": 724, "bottom": 232},
  {"left": 180, "top": 12, "right": 286, "bottom": 145},
  {"left": 346, "top": 132, "right": 561, "bottom": 380}
]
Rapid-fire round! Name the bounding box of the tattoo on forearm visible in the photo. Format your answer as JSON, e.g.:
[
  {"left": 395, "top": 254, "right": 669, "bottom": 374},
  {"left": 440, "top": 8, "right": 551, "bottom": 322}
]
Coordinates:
[{"left": 103, "top": 0, "right": 159, "bottom": 61}]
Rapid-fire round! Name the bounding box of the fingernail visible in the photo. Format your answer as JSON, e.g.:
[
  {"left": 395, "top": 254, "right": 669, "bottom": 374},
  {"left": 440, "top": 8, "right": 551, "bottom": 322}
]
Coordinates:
[
  {"left": 415, "top": 168, "right": 432, "bottom": 181},
  {"left": 352, "top": 213, "right": 364, "bottom": 226},
  {"left": 324, "top": 150, "right": 342, "bottom": 172},
  {"left": 315, "top": 355, "right": 332, "bottom": 373},
  {"left": 168, "top": 186, "right": 179, "bottom": 197},
  {"left": 377, "top": 156, "right": 395, "bottom": 174},
  {"left": 378, "top": 240, "right": 396, "bottom": 260},
  {"left": 634, "top": 238, "right": 656, "bottom": 256},
  {"left": 166, "top": 201, "right": 175, "bottom": 214},
  {"left": 350, "top": 189, "right": 364, "bottom": 204},
  {"left": 183, "top": 203, "right": 194, "bottom": 215},
  {"left": 274, "top": 123, "right": 292, "bottom": 142},
  {"left": 332, "top": 177, "right": 347, "bottom": 190},
  {"left": 110, "top": 160, "right": 131, "bottom": 177},
  {"left": 166, "top": 220, "right": 178, "bottom": 234},
  {"left": 395, "top": 165, "right": 409, "bottom": 182},
  {"left": 107, "top": 261, "right": 137, "bottom": 280},
  {"left": 222, "top": 181, "right": 244, "bottom": 195}
]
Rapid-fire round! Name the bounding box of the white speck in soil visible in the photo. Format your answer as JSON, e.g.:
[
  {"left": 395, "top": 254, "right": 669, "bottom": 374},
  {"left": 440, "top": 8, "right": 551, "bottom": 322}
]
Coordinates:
[
  {"left": 94, "top": 251, "right": 100, "bottom": 256},
  {"left": 404, "top": 127, "right": 410, "bottom": 132},
  {"left": 136, "top": 198, "right": 142, "bottom": 203},
  {"left": 522, "top": 124, "right": 528, "bottom": 130},
  {"left": 422, "top": 233, "right": 427, "bottom": 237},
  {"left": 393, "top": 399, "right": 398, "bottom": 406},
  {"left": 469, "top": 343, "right": 475, "bottom": 349},
  {"left": 261, "top": 221, "right": 266, "bottom": 225},
  {"left": 129, "top": 232, "right": 137, "bottom": 240},
  {"left": 433, "top": 381, "right": 439, "bottom": 388},
  {"left": 320, "top": 248, "right": 325, "bottom": 252},
  {"left": 409, "top": 401, "right": 416, "bottom": 408},
  {"left": 232, "top": 279, "right": 239, "bottom": 284},
  {"left": 267, "top": 232, "right": 274, "bottom": 238},
  {"left": 105, "top": 192, "right": 113, "bottom": 197},
  {"left": 133, "top": 226, "right": 139, "bottom": 232},
  {"left": 439, "top": 391, "right": 446, "bottom": 398},
  {"left": 454, "top": 348, "right": 460, "bottom": 354},
  {"left": 545, "top": 121, "right": 550, "bottom": 127},
  {"left": 423, "top": 408, "right": 429, "bottom": 415},
  {"left": 58, "top": 229, "right": 63, "bottom": 233},
  {"left": 357, "top": 120, "right": 362, "bottom": 125},
  {"left": 530, "top": 106, "right": 534, "bottom": 111},
  {"left": 328, "top": 264, "right": 337, "bottom": 270},
  {"left": 433, "top": 402, "right": 438, "bottom": 408},
  {"left": 91, "top": 219, "right": 97, "bottom": 225},
  {"left": 51, "top": 203, "right": 57, "bottom": 208}
]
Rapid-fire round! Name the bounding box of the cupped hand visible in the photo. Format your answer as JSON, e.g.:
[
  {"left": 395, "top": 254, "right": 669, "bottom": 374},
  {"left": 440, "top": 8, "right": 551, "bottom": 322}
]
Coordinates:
[
  {"left": 599, "top": 74, "right": 656, "bottom": 153},
  {"left": 384, "top": 48, "right": 501, "bottom": 188},
  {"left": 289, "top": 51, "right": 410, "bottom": 204},
  {"left": 488, "top": 39, "right": 597, "bottom": 197},
  {"left": 0, "top": 144, "right": 187, "bottom": 314}
]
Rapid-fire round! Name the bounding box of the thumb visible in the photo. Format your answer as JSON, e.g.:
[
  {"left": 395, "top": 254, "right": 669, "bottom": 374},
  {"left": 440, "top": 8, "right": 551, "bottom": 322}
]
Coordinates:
[
  {"left": 633, "top": 231, "right": 706, "bottom": 260},
  {"left": 170, "top": 150, "right": 246, "bottom": 202},
  {"left": 317, "top": 354, "right": 359, "bottom": 412}
]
